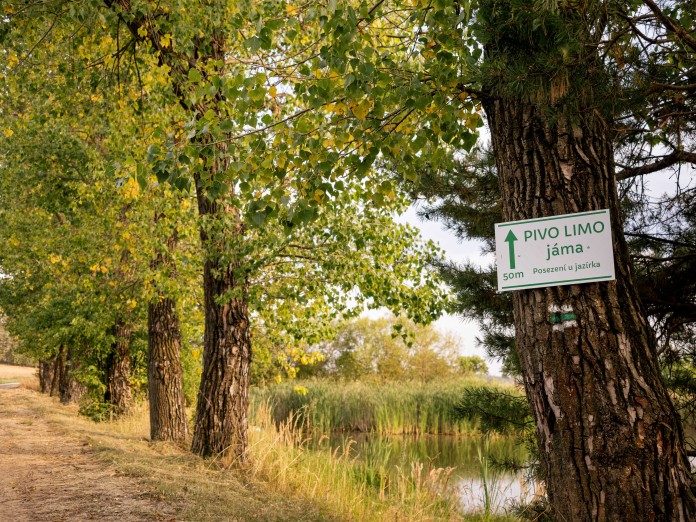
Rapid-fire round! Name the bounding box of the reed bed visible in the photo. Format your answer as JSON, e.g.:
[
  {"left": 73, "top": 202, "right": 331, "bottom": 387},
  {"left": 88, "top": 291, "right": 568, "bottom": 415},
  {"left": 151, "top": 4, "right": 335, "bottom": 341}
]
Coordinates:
[
  {"left": 250, "top": 377, "right": 514, "bottom": 436},
  {"left": 247, "top": 404, "right": 469, "bottom": 521}
]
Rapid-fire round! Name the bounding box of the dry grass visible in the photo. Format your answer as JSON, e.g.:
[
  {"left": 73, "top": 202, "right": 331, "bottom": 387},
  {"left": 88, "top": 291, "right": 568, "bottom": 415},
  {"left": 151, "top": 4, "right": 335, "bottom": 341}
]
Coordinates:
[
  {"left": 0, "top": 363, "right": 39, "bottom": 390},
  {"left": 0, "top": 389, "right": 179, "bottom": 521},
  {"left": 245, "top": 406, "right": 466, "bottom": 522},
  {"left": 18, "top": 391, "right": 332, "bottom": 521}
]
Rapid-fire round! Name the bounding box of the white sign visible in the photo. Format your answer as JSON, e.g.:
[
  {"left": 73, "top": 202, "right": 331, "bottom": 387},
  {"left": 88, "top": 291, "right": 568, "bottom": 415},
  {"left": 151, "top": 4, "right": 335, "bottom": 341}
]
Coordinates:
[{"left": 495, "top": 209, "right": 616, "bottom": 292}]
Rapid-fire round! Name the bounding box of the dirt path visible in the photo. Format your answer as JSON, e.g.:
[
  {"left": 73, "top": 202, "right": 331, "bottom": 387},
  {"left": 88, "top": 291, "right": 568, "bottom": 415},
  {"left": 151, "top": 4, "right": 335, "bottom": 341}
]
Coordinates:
[{"left": 0, "top": 388, "right": 178, "bottom": 521}]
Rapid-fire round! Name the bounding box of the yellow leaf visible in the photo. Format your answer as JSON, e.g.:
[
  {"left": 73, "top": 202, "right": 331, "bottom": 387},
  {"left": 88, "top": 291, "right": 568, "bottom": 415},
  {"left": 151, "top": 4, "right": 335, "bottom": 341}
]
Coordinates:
[
  {"left": 269, "top": 85, "right": 277, "bottom": 98},
  {"left": 349, "top": 98, "right": 373, "bottom": 122},
  {"left": 3, "top": 129, "right": 14, "bottom": 137},
  {"left": 121, "top": 177, "right": 140, "bottom": 200},
  {"left": 286, "top": 3, "right": 299, "bottom": 16}
]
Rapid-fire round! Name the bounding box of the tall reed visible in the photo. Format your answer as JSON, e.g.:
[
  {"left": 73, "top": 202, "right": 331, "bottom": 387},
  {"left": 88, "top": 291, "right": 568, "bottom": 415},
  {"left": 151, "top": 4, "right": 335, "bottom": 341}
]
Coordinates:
[
  {"left": 477, "top": 435, "right": 501, "bottom": 516},
  {"left": 246, "top": 403, "right": 466, "bottom": 521},
  {"left": 250, "top": 377, "right": 514, "bottom": 436}
]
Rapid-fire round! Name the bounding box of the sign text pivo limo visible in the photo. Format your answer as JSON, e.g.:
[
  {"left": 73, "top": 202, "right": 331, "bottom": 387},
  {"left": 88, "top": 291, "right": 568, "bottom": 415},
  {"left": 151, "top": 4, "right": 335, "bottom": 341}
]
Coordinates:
[{"left": 494, "top": 210, "right": 616, "bottom": 292}]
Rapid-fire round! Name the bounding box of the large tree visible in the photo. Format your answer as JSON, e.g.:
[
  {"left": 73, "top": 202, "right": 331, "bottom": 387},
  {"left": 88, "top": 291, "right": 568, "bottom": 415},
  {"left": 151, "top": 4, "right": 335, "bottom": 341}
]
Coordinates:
[
  {"left": 418, "top": 2, "right": 696, "bottom": 517},
  {"left": 438, "top": 1, "right": 696, "bottom": 518},
  {"left": 481, "top": 19, "right": 692, "bottom": 522}
]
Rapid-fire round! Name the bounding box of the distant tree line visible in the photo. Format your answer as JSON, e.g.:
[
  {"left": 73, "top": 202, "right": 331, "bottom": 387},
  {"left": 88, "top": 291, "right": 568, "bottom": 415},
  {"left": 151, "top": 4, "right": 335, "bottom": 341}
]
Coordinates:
[{"left": 251, "top": 315, "right": 488, "bottom": 384}]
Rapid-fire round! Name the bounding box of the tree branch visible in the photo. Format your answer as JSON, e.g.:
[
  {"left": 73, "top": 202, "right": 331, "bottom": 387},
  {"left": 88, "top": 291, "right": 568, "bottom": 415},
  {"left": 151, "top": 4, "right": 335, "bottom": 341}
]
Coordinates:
[
  {"left": 625, "top": 232, "right": 696, "bottom": 249},
  {"left": 642, "top": 0, "right": 696, "bottom": 53},
  {"left": 616, "top": 150, "right": 696, "bottom": 180}
]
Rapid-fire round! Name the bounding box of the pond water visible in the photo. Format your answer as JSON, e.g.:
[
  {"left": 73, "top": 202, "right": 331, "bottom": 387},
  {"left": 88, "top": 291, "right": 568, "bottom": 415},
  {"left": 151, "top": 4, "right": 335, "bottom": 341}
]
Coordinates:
[{"left": 308, "top": 433, "right": 543, "bottom": 514}]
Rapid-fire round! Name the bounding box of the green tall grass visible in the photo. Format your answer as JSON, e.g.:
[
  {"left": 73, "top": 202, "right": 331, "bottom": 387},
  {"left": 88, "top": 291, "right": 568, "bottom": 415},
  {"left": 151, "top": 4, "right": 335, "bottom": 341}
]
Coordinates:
[
  {"left": 250, "top": 377, "right": 515, "bottom": 436},
  {"left": 246, "top": 403, "right": 514, "bottom": 521}
]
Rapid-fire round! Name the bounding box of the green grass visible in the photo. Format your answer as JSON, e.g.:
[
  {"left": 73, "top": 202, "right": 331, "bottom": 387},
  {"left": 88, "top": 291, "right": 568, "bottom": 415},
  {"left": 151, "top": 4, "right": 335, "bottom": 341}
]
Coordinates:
[
  {"left": 250, "top": 377, "right": 517, "bottom": 437},
  {"left": 248, "top": 404, "right": 469, "bottom": 521}
]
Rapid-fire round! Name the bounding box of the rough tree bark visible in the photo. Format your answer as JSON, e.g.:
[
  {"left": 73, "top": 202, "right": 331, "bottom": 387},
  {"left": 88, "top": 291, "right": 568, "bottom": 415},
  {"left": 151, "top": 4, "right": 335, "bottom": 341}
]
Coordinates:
[
  {"left": 483, "top": 97, "right": 696, "bottom": 520},
  {"left": 58, "top": 346, "right": 83, "bottom": 404},
  {"left": 147, "top": 218, "right": 188, "bottom": 442},
  {"left": 38, "top": 359, "right": 54, "bottom": 394},
  {"left": 190, "top": 183, "right": 252, "bottom": 459},
  {"left": 104, "top": 321, "right": 133, "bottom": 416},
  {"left": 148, "top": 295, "right": 188, "bottom": 442}
]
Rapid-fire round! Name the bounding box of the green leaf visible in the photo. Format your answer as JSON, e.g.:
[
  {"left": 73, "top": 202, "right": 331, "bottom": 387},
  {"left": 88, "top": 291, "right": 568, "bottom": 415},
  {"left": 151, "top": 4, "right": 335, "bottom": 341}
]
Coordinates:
[
  {"left": 188, "top": 68, "right": 203, "bottom": 84},
  {"left": 244, "top": 36, "right": 262, "bottom": 51}
]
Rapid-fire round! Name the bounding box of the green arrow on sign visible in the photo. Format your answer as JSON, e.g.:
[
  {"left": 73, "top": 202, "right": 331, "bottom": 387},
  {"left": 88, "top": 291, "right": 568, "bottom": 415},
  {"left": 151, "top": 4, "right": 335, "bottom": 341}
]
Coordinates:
[{"left": 505, "top": 230, "right": 518, "bottom": 269}]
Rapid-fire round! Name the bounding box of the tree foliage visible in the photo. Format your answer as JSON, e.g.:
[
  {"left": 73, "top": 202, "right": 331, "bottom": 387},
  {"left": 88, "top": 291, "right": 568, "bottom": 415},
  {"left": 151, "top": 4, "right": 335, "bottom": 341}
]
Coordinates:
[
  {"left": 0, "top": 0, "right": 450, "bottom": 423},
  {"left": 296, "top": 315, "right": 485, "bottom": 383}
]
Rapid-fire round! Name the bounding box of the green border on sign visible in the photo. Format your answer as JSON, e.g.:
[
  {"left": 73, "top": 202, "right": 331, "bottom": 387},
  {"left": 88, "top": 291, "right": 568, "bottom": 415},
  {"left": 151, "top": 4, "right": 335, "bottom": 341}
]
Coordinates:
[
  {"left": 502, "top": 275, "right": 614, "bottom": 290},
  {"left": 496, "top": 210, "right": 607, "bottom": 228}
]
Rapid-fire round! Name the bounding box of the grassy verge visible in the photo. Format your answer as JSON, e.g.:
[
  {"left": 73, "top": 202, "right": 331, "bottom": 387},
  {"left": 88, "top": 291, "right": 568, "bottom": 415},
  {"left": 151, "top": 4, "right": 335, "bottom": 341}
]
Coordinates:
[
  {"left": 20, "top": 392, "right": 326, "bottom": 521},
  {"left": 247, "top": 404, "right": 468, "bottom": 521},
  {"left": 250, "top": 377, "right": 518, "bottom": 436}
]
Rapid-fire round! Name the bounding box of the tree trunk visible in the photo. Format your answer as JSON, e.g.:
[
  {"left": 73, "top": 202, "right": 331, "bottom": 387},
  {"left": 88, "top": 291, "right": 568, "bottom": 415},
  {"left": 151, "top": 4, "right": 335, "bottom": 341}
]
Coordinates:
[
  {"left": 148, "top": 296, "right": 188, "bottom": 442},
  {"left": 185, "top": 30, "right": 252, "bottom": 460},
  {"left": 39, "top": 359, "right": 54, "bottom": 394},
  {"left": 58, "top": 346, "right": 83, "bottom": 404},
  {"left": 49, "top": 345, "right": 65, "bottom": 397},
  {"left": 484, "top": 96, "right": 696, "bottom": 520},
  {"left": 105, "top": 321, "right": 133, "bottom": 416},
  {"left": 190, "top": 189, "right": 252, "bottom": 459}
]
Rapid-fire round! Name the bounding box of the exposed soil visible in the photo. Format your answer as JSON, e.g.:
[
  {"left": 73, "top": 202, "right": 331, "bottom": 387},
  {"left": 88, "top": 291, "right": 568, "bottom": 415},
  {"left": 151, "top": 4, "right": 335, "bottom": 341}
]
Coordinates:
[{"left": 0, "top": 387, "right": 179, "bottom": 521}]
